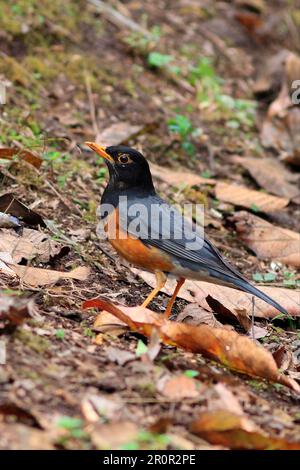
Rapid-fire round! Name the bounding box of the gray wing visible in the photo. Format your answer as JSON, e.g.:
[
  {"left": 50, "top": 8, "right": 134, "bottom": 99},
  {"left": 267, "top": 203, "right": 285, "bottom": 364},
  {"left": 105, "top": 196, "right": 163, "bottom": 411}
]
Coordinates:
[{"left": 118, "top": 194, "right": 248, "bottom": 283}]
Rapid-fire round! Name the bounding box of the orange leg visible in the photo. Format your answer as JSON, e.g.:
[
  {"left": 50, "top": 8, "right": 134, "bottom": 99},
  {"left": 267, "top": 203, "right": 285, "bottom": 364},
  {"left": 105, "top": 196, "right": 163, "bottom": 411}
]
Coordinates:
[
  {"left": 142, "top": 271, "right": 166, "bottom": 309},
  {"left": 164, "top": 277, "right": 185, "bottom": 319}
]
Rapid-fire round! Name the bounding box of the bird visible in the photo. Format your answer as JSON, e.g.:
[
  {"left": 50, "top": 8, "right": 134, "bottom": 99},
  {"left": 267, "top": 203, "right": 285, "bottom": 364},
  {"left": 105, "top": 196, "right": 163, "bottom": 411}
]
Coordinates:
[{"left": 86, "top": 142, "right": 288, "bottom": 318}]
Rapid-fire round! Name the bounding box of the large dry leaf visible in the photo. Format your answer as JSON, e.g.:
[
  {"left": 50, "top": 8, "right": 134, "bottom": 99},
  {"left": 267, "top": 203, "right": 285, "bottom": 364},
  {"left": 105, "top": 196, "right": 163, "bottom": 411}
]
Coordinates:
[
  {"left": 232, "top": 156, "right": 300, "bottom": 202},
  {"left": 0, "top": 228, "right": 66, "bottom": 263},
  {"left": 150, "top": 163, "right": 216, "bottom": 187},
  {"left": 0, "top": 194, "right": 45, "bottom": 227},
  {"left": 0, "top": 295, "right": 39, "bottom": 326},
  {"left": 83, "top": 299, "right": 299, "bottom": 392},
  {"left": 10, "top": 264, "right": 90, "bottom": 287},
  {"left": 0, "top": 147, "right": 42, "bottom": 169},
  {"left": 191, "top": 410, "right": 300, "bottom": 450},
  {"left": 95, "top": 122, "right": 144, "bottom": 147},
  {"left": 131, "top": 268, "right": 300, "bottom": 318},
  {"left": 232, "top": 211, "right": 300, "bottom": 267},
  {"left": 215, "top": 181, "right": 289, "bottom": 212}
]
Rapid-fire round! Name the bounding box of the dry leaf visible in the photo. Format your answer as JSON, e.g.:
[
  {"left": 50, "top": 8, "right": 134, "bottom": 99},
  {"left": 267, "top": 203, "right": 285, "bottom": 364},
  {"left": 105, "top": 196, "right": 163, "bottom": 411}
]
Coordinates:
[
  {"left": 157, "top": 374, "right": 200, "bottom": 400},
  {"left": 232, "top": 156, "right": 300, "bottom": 202},
  {"left": 8, "top": 264, "right": 90, "bottom": 287},
  {"left": 90, "top": 421, "right": 138, "bottom": 450},
  {"left": 210, "top": 383, "right": 244, "bottom": 415},
  {"left": 93, "top": 311, "right": 128, "bottom": 336},
  {"left": 81, "top": 394, "right": 122, "bottom": 422},
  {"left": 191, "top": 410, "right": 300, "bottom": 450},
  {"left": 215, "top": 181, "right": 289, "bottom": 212},
  {"left": 232, "top": 211, "right": 300, "bottom": 267},
  {"left": 95, "top": 122, "right": 144, "bottom": 147},
  {"left": 0, "top": 295, "right": 39, "bottom": 326},
  {"left": 83, "top": 299, "right": 300, "bottom": 392},
  {"left": 0, "top": 228, "right": 66, "bottom": 264},
  {"left": 260, "top": 52, "right": 300, "bottom": 166},
  {"left": 0, "top": 194, "right": 45, "bottom": 227},
  {"left": 176, "top": 303, "right": 223, "bottom": 328},
  {"left": 131, "top": 268, "right": 300, "bottom": 318},
  {"left": 150, "top": 163, "right": 216, "bottom": 187},
  {"left": 0, "top": 147, "right": 42, "bottom": 169},
  {"left": 0, "top": 422, "right": 53, "bottom": 450}
]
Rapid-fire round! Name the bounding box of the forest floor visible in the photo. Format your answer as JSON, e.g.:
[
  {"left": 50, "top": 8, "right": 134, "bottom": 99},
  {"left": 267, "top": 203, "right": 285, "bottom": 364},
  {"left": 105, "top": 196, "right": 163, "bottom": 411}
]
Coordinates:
[{"left": 0, "top": 0, "right": 300, "bottom": 450}]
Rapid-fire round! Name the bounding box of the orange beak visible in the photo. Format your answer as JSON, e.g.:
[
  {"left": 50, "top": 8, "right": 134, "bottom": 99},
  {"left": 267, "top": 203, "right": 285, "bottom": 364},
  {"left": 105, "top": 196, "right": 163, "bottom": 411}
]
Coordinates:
[{"left": 85, "top": 142, "right": 114, "bottom": 162}]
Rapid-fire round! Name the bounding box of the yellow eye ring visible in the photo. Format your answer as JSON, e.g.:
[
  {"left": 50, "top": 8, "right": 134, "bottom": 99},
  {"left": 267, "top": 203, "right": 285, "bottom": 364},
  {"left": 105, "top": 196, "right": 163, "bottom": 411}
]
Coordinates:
[{"left": 117, "top": 153, "right": 132, "bottom": 164}]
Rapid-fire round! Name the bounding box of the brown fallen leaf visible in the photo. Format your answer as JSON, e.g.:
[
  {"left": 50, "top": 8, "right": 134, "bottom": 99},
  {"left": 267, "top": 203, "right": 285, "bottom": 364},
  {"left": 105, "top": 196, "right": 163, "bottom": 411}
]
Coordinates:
[
  {"left": 95, "top": 122, "right": 144, "bottom": 147},
  {"left": 93, "top": 311, "right": 128, "bottom": 336},
  {"left": 8, "top": 263, "right": 90, "bottom": 287},
  {"left": 81, "top": 394, "right": 122, "bottom": 423},
  {"left": 176, "top": 303, "right": 223, "bottom": 328},
  {"left": 0, "top": 228, "right": 67, "bottom": 264},
  {"left": 131, "top": 268, "right": 300, "bottom": 318},
  {"left": 260, "top": 52, "right": 300, "bottom": 167},
  {"left": 90, "top": 421, "right": 138, "bottom": 450},
  {"left": 150, "top": 163, "right": 216, "bottom": 187},
  {"left": 210, "top": 383, "right": 244, "bottom": 416},
  {"left": 0, "top": 147, "right": 42, "bottom": 169},
  {"left": 273, "top": 345, "right": 293, "bottom": 372},
  {"left": 0, "top": 295, "right": 39, "bottom": 326},
  {"left": 232, "top": 211, "right": 300, "bottom": 267},
  {"left": 0, "top": 422, "right": 53, "bottom": 450},
  {"left": 190, "top": 410, "right": 300, "bottom": 450},
  {"left": 215, "top": 181, "right": 289, "bottom": 213},
  {"left": 0, "top": 194, "right": 45, "bottom": 227},
  {"left": 157, "top": 374, "right": 200, "bottom": 400},
  {"left": 83, "top": 299, "right": 299, "bottom": 392},
  {"left": 232, "top": 156, "right": 300, "bottom": 203}
]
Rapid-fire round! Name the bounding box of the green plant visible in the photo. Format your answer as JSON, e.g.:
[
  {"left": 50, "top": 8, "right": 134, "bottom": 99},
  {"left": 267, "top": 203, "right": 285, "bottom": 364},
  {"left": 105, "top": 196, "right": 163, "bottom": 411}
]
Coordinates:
[
  {"left": 252, "top": 272, "right": 277, "bottom": 282},
  {"left": 124, "top": 26, "right": 162, "bottom": 51},
  {"left": 187, "top": 57, "right": 256, "bottom": 128},
  {"left": 167, "top": 114, "right": 202, "bottom": 156},
  {"left": 148, "top": 52, "right": 173, "bottom": 68}
]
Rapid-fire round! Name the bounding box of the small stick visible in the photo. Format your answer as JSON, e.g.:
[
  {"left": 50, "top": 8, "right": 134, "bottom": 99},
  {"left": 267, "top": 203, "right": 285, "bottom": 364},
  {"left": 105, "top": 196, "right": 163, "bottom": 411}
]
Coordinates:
[{"left": 251, "top": 296, "right": 255, "bottom": 340}]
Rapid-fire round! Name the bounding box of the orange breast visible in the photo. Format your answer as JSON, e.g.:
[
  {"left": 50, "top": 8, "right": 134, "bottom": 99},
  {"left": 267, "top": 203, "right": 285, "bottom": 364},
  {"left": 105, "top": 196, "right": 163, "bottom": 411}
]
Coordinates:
[{"left": 105, "top": 208, "right": 174, "bottom": 273}]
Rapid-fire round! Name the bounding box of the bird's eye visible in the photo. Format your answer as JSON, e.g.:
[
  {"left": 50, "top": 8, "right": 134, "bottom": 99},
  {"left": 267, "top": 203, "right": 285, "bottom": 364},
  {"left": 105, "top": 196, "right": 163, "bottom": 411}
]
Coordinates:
[{"left": 117, "top": 153, "right": 132, "bottom": 164}]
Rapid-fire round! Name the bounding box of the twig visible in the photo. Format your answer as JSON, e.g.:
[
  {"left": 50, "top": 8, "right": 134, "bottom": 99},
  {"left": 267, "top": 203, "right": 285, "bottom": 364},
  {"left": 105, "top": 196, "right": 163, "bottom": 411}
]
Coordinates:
[
  {"left": 251, "top": 296, "right": 255, "bottom": 341},
  {"left": 88, "top": 0, "right": 150, "bottom": 37},
  {"left": 84, "top": 72, "right": 99, "bottom": 138}
]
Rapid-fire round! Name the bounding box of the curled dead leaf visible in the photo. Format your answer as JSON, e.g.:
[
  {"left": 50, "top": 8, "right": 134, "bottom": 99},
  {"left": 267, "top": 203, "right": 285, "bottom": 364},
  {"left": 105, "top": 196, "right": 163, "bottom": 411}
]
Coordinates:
[
  {"left": 0, "top": 194, "right": 45, "bottom": 227},
  {"left": 0, "top": 147, "right": 42, "bottom": 169},
  {"left": 83, "top": 299, "right": 300, "bottom": 392},
  {"left": 191, "top": 410, "right": 300, "bottom": 450}
]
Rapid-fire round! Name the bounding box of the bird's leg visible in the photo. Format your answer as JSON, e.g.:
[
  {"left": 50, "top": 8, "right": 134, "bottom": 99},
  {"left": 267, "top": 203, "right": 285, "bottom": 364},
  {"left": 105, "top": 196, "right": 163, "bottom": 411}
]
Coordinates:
[
  {"left": 164, "top": 277, "right": 185, "bottom": 319},
  {"left": 141, "top": 271, "right": 166, "bottom": 309}
]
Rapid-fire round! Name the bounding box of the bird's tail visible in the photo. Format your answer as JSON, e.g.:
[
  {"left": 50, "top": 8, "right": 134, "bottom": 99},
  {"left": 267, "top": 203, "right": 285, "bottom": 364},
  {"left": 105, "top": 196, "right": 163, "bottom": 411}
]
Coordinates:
[{"left": 220, "top": 275, "right": 288, "bottom": 315}]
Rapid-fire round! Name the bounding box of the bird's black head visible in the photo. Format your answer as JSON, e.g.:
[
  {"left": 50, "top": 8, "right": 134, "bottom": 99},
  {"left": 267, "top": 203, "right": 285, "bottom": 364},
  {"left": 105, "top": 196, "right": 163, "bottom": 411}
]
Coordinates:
[{"left": 86, "top": 142, "right": 154, "bottom": 194}]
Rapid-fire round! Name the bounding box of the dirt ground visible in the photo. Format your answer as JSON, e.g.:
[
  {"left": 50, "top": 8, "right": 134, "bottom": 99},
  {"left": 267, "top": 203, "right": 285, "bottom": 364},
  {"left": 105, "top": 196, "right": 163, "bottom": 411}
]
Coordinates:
[{"left": 0, "top": 0, "right": 300, "bottom": 450}]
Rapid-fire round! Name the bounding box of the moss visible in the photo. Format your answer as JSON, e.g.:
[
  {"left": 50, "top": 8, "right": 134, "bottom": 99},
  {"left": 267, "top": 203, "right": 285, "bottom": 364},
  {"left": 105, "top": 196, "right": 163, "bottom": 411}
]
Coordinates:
[
  {"left": 0, "top": 55, "right": 31, "bottom": 86},
  {"left": 15, "top": 328, "right": 51, "bottom": 353},
  {"left": 0, "top": 0, "right": 90, "bottom": 37}
]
